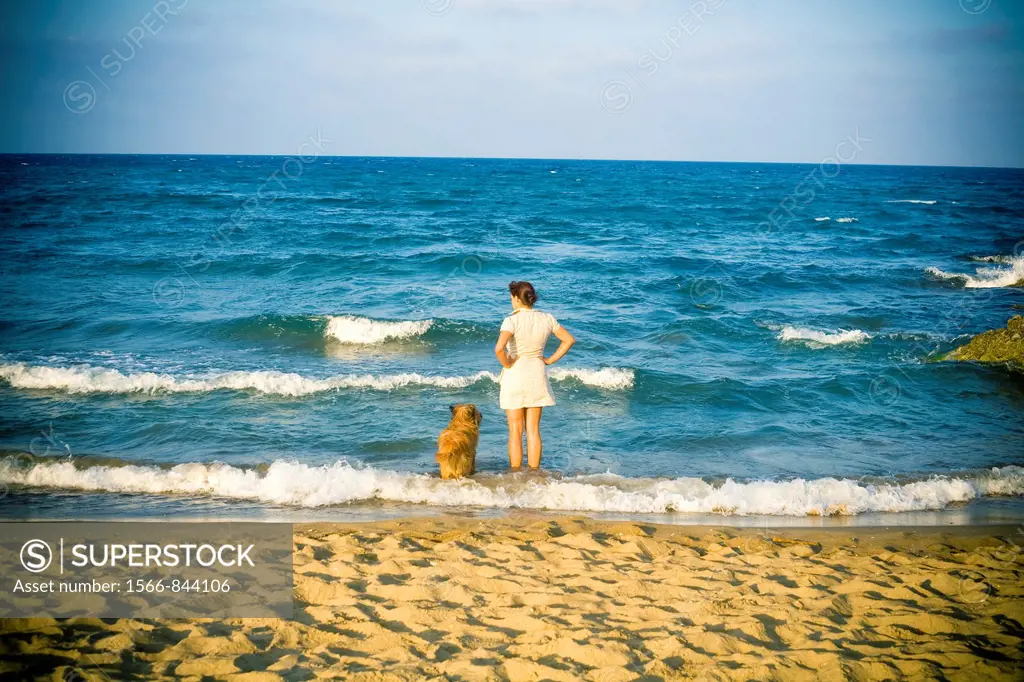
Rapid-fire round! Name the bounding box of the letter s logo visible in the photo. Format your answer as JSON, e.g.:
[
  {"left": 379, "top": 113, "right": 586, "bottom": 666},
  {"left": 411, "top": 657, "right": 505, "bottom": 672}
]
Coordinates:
[
  {"left": 20, "top": 539, "right": 53, "bottom": 573},
  {"left": 600, "top": 80, "right": 633, "bottom": 114},
  {"left": 63, "top": 80, "right": 96, "bottom": 114}
]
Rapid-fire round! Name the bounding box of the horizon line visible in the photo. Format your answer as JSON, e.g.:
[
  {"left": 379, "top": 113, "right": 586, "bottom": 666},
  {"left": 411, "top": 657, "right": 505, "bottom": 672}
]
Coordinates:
[{"left": 1, "top": 152, "right": 1022, "bottom": 171}]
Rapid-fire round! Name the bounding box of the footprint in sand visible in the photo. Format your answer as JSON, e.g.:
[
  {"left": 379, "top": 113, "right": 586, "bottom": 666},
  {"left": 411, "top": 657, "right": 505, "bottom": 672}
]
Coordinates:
[
  {"left": 741, "top": 531, "right": 775, "bottom": 556},
  {"left": 419, "top": 560, "right": 478, "bottom": 604},
  {"left": 957, "top": 570, "right": 993, "bottom": 605}
]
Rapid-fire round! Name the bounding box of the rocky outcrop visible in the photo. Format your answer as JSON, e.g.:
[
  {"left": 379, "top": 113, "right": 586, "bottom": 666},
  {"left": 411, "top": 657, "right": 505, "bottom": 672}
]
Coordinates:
[{"left": 945, "top": 316, "right": 1024, "bottom": 370}]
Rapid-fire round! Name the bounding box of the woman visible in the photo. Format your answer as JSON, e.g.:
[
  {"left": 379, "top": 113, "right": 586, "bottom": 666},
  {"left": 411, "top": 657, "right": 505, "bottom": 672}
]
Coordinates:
[{"left": 494, "top": 281, "right": 575, "bottom": 470}]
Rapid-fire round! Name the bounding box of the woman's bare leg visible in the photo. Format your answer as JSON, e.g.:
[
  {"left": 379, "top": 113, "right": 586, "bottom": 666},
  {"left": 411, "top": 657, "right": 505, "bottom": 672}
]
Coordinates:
[
  {"left": 525, "top": 407, "right": 543, "bottom": 469},
  {"left": 506, "top": 408, "right": 525, "bottom": 469}
]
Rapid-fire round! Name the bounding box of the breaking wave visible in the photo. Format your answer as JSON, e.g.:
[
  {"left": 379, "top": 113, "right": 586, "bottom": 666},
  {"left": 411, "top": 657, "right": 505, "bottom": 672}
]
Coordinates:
[
  {"left": 927, "top": 254, "right": 1024, "bottom": 289},
  {"left": 212, "top": 314, "right": 492, "bottom": 349},
  {"left": 776, "top": 326, "right": 872, "bottom": 347},
  {"left": 1, "top": 457, "right": 1020, "bottom": 516},
  {"left": 0, "top": 362, "right": 635, "bottom": 396},
  {"left": 324, "top": 315, "right": 432, "bottom": 344}
]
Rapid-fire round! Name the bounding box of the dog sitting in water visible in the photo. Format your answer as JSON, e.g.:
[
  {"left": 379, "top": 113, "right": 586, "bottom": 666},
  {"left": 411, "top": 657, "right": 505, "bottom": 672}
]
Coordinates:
[{"left": 436, "top": 404, "right": 482, "bottom": 479}]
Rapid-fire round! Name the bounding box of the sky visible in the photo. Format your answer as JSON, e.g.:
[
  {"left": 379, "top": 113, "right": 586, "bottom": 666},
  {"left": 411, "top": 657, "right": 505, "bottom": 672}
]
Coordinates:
[{"left": 0, "top": 0, "right": 1022, "bottom": 166}]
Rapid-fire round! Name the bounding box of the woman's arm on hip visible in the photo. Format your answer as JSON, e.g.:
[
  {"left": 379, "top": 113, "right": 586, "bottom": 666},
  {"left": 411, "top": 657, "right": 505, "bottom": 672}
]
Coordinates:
[
  {"left": 544, "top": 326, "right": 575, "bottom": 365},
  {"left": 495, "top": 330, "right": 516, "bottom": 368}
]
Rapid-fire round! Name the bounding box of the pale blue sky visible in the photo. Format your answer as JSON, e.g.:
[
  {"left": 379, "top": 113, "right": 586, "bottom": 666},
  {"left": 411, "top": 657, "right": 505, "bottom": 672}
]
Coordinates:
[{"left": 1, "top": 0, "right": 1022, "bottom": 166}]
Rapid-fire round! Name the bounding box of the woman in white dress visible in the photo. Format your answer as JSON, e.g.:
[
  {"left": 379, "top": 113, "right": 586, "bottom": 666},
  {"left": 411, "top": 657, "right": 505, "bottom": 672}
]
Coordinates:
[{"left": 494, "top": 281, "right": 575, "bottom": 469}]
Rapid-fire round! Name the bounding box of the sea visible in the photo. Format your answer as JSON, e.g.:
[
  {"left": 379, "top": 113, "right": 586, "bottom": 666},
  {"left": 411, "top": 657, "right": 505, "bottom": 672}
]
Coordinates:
[{"left": 1, "top": 154, "right": 1022, "bottom": 525}]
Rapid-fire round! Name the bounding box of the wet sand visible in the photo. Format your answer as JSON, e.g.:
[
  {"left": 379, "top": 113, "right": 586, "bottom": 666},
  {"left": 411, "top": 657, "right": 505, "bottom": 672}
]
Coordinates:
[{"left": 2, "top": 516, "right": 1023, "bottom": 680}]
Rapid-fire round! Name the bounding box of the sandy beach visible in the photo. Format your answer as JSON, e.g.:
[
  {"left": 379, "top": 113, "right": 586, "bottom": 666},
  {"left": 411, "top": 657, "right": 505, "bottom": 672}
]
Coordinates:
[{"left": 2, "top": 516, "right": 1023, "bottom": 681}]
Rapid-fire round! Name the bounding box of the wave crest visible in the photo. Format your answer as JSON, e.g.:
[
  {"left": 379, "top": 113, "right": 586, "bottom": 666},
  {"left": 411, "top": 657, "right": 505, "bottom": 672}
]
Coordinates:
[
  {"left": 777, "top": 326, "right": 871, "bottom": 347},
  {"left": 0, "top": 362, "right": 634, "bottom": 395},
  {"left": 927, "top": 254, "right": 1024, "bottom": 289},
  {"left": 1, "top": 458, "right": 1019, "bottom": 516},
  {"left": 968, "top": 255, "right": 1016, "bottom": 264},
  {"left": 549, "top": 367, "right": 635, "bottom": 390},
  {"left": 324, "top": 315, "right": 432, "bottom": 344}
]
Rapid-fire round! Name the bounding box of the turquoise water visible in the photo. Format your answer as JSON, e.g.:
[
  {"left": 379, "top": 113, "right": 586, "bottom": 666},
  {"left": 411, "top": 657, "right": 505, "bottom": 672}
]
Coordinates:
[{"left": 0, "top": 155, "right": 1022, "bottom": 520}]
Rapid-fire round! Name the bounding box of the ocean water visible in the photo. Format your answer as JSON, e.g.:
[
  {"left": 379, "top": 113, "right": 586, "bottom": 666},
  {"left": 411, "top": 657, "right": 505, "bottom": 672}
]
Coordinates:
[{"left": 1, "top": 154, "right": 1022, "bottom": 522}]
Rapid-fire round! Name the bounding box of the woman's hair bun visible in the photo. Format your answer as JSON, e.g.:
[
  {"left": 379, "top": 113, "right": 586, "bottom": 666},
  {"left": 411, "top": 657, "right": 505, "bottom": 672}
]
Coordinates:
[{"left": 509, "top": 281, "right": 538, "bottom": 306}]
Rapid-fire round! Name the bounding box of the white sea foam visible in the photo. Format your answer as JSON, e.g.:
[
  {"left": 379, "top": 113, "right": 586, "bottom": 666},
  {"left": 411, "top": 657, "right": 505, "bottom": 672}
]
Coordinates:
[
  {"left": 814, "top": 217, "right": 857, "bottom": 223},
  {"left": 886, "top": 200, "right": 937, "bottom": 205},
  {"left": 324, "top": 315, "right": 432, "bottom": 344},
  {"left": 0, "top": 363, "right": 634, "bottom": 396},
  {"left": 926, "top": 254, "right": 1024, "bottom": 289},
  {"left": 777, "top": 326, "right": 871, "bottom": 347},
  {"left": 1, "top": 458, "right": 1019, "bottom": 516},
  {"left": 549, "top": 367, "right": 635, "bottom": 390},
  {"left": 814, "top": 217, "right": 831, "bottom": 221}
]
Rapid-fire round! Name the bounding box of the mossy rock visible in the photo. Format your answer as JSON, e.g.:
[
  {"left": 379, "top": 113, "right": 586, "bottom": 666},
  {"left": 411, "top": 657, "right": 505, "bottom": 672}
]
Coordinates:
[{"left": 944, "top": 315, "right": 1024, "bottom": 370}]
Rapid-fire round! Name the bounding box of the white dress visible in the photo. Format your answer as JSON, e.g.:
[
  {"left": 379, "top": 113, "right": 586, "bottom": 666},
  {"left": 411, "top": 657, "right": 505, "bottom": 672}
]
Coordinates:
[{"left": 499, "top": 308, "right": 560, "bottom": 409}]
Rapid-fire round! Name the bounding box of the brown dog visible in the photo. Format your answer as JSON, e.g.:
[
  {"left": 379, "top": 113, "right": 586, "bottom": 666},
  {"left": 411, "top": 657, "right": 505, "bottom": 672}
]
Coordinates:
[{"left": 436, "top": 404, "right": 482, "bottom": 479}]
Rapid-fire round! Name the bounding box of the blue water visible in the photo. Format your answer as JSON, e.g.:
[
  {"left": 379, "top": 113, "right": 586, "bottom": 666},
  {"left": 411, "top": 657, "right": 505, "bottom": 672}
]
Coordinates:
[{"left": 1, "top": 154, "right": 1022, "bottom": 520}]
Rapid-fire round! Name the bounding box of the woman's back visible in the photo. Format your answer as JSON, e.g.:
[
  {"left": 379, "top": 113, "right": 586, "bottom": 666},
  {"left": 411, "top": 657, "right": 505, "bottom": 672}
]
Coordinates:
[{"left": 502, "top": 309, "right": 559, "bottom": 359}]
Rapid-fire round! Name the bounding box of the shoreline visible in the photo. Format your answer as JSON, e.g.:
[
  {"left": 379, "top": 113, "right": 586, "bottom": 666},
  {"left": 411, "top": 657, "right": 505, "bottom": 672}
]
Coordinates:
[
  {"left": 2, "top": 456, "right": 1022, "bottom": 524},
  {"left": 3, "top": 516, "right": 1023, "bottom": 680},
  {"left": 3, "top": 488, "right": 1024, "bottom": 527}
]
